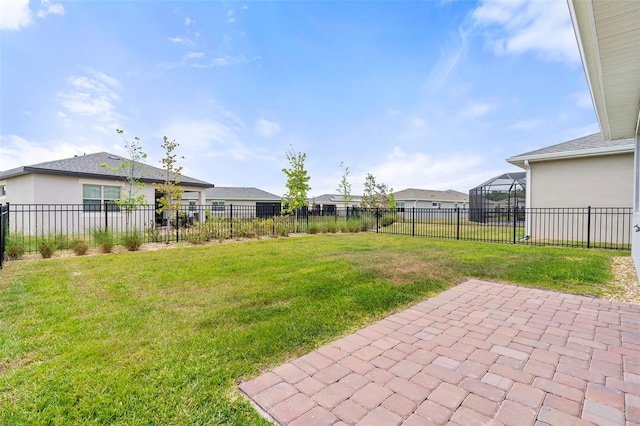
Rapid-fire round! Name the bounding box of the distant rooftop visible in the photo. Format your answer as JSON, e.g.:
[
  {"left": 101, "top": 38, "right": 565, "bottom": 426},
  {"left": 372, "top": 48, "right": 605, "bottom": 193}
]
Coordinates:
[
  {"left": 393, "top": 188, "right": 469, "bottom": 202},
  {"left": 184, "top": 187, "right": 281, "bottom": 201},
  {"left": 0, "top": 152, "right": 213, "bottom": 188}
]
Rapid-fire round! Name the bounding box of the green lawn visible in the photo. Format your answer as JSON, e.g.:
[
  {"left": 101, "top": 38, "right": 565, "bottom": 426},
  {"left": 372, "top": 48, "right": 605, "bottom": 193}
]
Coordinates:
[{"left": 0, "top": 233, "right": 622, "bottom": 425}]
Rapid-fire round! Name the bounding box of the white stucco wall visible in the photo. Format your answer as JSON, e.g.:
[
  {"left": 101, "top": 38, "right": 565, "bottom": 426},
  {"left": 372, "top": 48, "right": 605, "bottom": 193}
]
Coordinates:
[
  {"left": 529, "top": 153, "right": 633, "bottom": 208},
  {"left": 0, "top": 174, "right": 35, "bottom": 204}
]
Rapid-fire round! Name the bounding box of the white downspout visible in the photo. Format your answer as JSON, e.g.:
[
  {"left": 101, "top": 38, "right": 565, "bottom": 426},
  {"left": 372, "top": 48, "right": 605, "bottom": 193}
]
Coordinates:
[{"left": 524, "top": 160, "right": 532, "bottom": 237}]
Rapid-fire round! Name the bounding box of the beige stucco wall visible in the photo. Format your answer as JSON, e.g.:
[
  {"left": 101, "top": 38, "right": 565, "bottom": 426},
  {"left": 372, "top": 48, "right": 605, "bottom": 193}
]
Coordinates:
[
  {"left": 0, "top": 174, "right": 35, "bottom": 204},
  {"left": 529, "top": 153, "right": 633, "bottom": 208}
]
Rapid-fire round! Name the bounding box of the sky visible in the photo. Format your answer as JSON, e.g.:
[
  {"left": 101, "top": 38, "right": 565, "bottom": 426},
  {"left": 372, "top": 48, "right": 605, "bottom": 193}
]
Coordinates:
[{"left": 0, "top": 0, "right": 599, "bottom": 198}]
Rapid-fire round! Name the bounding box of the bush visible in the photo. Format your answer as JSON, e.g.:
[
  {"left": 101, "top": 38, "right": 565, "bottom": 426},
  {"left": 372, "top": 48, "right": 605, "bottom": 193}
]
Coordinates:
[
  {"left": 122, "top": 232, "right": 142, "bottom": 251},
  {"left": 38, "top": 240, "right": 56, "bottom": 259},
  {"left": 72, "top": 241, "right": 89, "bottom": 256},
  {"left": 5, "top": 242, "right": 25, "bottom": 260},
  {"left": 93, "top": 229, "right": 114, "bottom": 253},
  {"left": 54, "top": 236, "right": 72, "bottom": 250},
  {"left": 307, "top": 223, "right": 320, "bottom": 234},
  {"left": 382, "top": 213, "right": 398, "bottom": 227},
  {"left": 145, "top": 224, "right": 163, "bottom": 243}
]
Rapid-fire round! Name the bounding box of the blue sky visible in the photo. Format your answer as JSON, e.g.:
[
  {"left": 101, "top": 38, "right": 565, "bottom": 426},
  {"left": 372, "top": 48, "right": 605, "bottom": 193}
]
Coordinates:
[{"left": 1, "top": 0, "right": 598, "bottom": 198}]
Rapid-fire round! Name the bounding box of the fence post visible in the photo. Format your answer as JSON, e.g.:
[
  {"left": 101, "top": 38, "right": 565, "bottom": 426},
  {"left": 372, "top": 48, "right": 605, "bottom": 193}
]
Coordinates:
[
  {"left": 376, "top": 208, "right": 379, "bottom": 233},
  {"left": 513, "top": 206, "right": 517, "bottom": 244},
  {"left": 412, "top": 207, "right": 415, "bottom": 237},
  {"left": 104, "top": 201, "right": 108, "bottom": 231},
  {"left": 272, "top": 205, "right": 276, "bottom": 236},
  {"left": 587, "top": 206, "right": 591, "bottom": 249},
  {"left": 456, "top": 207, "right": 460, "bottom": 240},
  {"left": 230, "top": 204, "right": 233, "bottom": 238},
  {"left": 175, "top": 209, "right": 179, "bottom": 242}
]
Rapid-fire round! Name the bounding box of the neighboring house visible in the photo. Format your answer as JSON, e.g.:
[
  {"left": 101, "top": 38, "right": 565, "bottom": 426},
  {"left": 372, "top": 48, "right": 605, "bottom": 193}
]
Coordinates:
[
  {"left": 183, "top": 187, "right": 282, "bottom": 218},
  {"left": 506, "top": 133, "right": 634, "bottom": 209},
  {"left": 0, "top": 152, "right": 213, "bottom": 234},
  {"left": 309, "top": 194, "right": 362, "bottom": 215},
  {"left": 393, "top": 188, "right": 469, "bottom": 210}
]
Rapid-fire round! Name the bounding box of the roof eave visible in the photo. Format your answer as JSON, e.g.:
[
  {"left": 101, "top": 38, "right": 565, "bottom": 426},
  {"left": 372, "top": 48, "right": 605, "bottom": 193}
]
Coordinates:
[{"left": 507, "top": 144, "right": 634, "bottom": 169}]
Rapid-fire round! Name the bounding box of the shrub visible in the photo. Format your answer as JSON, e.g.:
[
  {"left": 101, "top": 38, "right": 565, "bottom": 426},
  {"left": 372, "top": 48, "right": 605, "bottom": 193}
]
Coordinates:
[
  {"left": 54, "top": 236, "right": 72, "bottom": 250},
  {"left": 5, "top": 242, "right": 25, "bottom": 260},
  {"left": 327, "top": 223, "right": 338, "bottom": 233},
  {"left": 307, "top": 223, "right": 320, "bottom": 234},
  {"left": 72, "top": 241, "right": 89, "bottom": 256},
  {"left": 38, "top": 240, "right": 56, "bottom": 259},
  {"left": 122, "top": 232, "right": 142, "bottom": 251},
  {"left": 145, "top": 224, "right": 163, "bottom": 243},
  {"left": 93, "top": 229, "right": 114, "bottom": 253},
  {"left": 382, "top": 213, "right": 398, "bottom": 227}
]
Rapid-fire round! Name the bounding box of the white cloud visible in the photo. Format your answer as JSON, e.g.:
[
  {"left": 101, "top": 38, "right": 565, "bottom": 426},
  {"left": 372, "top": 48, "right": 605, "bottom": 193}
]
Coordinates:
[
  {"left": 0, "top": 135, "right": 105, "bottom": 170},
  {"left": 168, "top": 36, "right": 193, "bottom": 45},
  {"left": 189, "top": 55, "right": 246, "bottom": 69},
  {"left": 57, "top": 72, "right": 122, "bottom": 123},
  {"left": 0, "top": 0, "right": 64, "bottom": 30},
  {"left": 459, "top": 102, "right": 496, "bottom": 119},
  {"left": 472, "top": 0, "right": 579, "bottom": 63},
  {"left": 0, "top": 0, "right": 32, "bottom": 30},
  {"left": 228, "top": 18, "right": 236, "bottom": 24},
  {"left": 572, "top": 90, "right": 593, "bottom": 110},
  {"left": 254, "top": 119, "right": 281, "bottom": 138},
  {"left": 37, "top": 0, "right": 64, "bottom": 19},
  {"left": 410, "top": 116, "right": 426, "bottom": 129},
  {"left": 425, "top": 28, "right": 468, "bottom": 91},
  {"left": 184, "top": 51, "right": 204, "bottom": 60},
  {"left": 509, "top": 119, "right": 544, "bottom": 131},
  {"left": 365, "top": 147, "right": 505, "bottom": 193},
  {"left": 184, "top": 17, "right": 193, "bottom": 26}
]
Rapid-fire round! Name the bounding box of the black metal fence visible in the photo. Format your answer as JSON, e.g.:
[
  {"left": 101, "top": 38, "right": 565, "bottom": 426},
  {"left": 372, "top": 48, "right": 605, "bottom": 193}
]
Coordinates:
[
  {"left": 0, "top": 203, "right": 8, "bottom": 268},
  {"left": 0, "top": 203, "right": 633, "bottom": 257}
]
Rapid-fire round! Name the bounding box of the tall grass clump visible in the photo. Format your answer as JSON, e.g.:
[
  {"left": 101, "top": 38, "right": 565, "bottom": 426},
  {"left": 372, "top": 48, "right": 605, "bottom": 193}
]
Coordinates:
[
  {"left": 122, "top": 230, "right": 143, "bottom": 251},
  {"left": 71, "top": 240, "right": 89, "bottom": 256},
  {"left": 5, "top": 239, "right": 26, "bottom": 260},
  {"left": 93, "top": 229, "right": 115, "bottom": 253},
  {"left": 37, "top": 238, "right": 56, "bottom": 259}
]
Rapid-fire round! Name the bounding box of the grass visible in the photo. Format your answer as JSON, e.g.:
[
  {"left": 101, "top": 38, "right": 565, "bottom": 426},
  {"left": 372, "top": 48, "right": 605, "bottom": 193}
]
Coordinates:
[{"left": 0, "top": 233, "right": 622, "bottom": 424}]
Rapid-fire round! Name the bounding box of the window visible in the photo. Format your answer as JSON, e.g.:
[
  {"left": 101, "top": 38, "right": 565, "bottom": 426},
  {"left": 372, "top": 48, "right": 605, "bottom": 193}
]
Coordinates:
[
  {"left": 83, "top": 184, "right": 121, "bottom": 212},
  {"left": 395, "top": 202, "right": 405, "bottom": 212},
  {"left": 1, "top": 185, "right": 6, "bottom": 197},
  {"left": 432, "top": 202, "right": 438, "bottom": 207},
  {"left": 189, "top": 201, "right": 196, "bottom": 211},
  {"left": 211, "top": 201, "right": 225, "bottom": 212}
]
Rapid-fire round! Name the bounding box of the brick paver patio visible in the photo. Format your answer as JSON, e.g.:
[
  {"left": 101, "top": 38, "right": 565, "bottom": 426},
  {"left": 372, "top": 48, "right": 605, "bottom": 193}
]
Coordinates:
[{"left": 240, "top": 279, "right": 640, "bottom": 425}]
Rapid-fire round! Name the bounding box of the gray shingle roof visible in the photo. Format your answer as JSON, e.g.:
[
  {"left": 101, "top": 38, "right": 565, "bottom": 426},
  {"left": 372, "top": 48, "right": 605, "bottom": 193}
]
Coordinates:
[
  {"left": 310, "top": 194, "right": 363, "bottom": 204},
  {"left": 0, "top": 152, "right": 213, "bottom": 188},
  {"left": 187, "top": 187, "right": 281, "bottom": 201},
  {"left": 393, "top": 188, "right": 469, "bottom": 202},
  {"left": 507, "top": 133, "right": 634, "bottom": 166}
]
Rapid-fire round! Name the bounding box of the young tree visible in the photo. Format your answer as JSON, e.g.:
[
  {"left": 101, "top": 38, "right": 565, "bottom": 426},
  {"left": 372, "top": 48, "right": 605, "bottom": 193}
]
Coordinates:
[
  {"left": 155, "top": 136, "right": 184, "bottom": 243},
  {"left": 282, "top": 146, "right": 311, "bottom": 214},
  {"left": 101, "top": 129, "right": 148, "bottom": 232},
  {"left": 336, "top": 161, "right": 353, "bottom": 207},
  {"left": 360, "top": 173, "right": 393, "bottom": 209}
]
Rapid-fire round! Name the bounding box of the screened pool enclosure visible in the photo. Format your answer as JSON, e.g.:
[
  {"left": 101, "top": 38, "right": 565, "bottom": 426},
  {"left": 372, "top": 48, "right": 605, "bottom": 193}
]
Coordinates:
[{"left": 469, "top": 172, "right": 526, "bottom": 223}]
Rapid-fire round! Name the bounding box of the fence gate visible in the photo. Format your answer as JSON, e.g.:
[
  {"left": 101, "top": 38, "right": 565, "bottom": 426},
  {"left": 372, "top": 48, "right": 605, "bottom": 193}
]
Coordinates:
[{"left": 0, "top": 203, "right": 8, "bottom": 269}]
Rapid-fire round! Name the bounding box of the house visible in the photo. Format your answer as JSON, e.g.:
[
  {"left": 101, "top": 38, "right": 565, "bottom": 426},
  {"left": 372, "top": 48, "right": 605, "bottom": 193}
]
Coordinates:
[
  {"left": 0, "top": 152, "right": 212, "bottom": 205},
  {"left": 309, "top": 194, "right": 362, "bottom": 215},
  {"left": 393, "top": 188, "right": 469, "bottom": 210},
  {"left": 183, "top": 187, "right": 282, "bottom": 218},
  {"left": 0, "top": 152, "right": 213, "bottom": 234},
  {"left": 506, "top": 133, "right": 633, "bottom": 209},
  {"left": 567, "top": 1, "right": 640, "bottom": 271}
]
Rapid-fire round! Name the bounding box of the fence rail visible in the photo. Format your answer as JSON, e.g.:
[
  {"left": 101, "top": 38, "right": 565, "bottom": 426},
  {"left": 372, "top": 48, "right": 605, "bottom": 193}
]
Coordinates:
[{"left": 0, "top": 203, "right": 633, "bottom": 258}]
